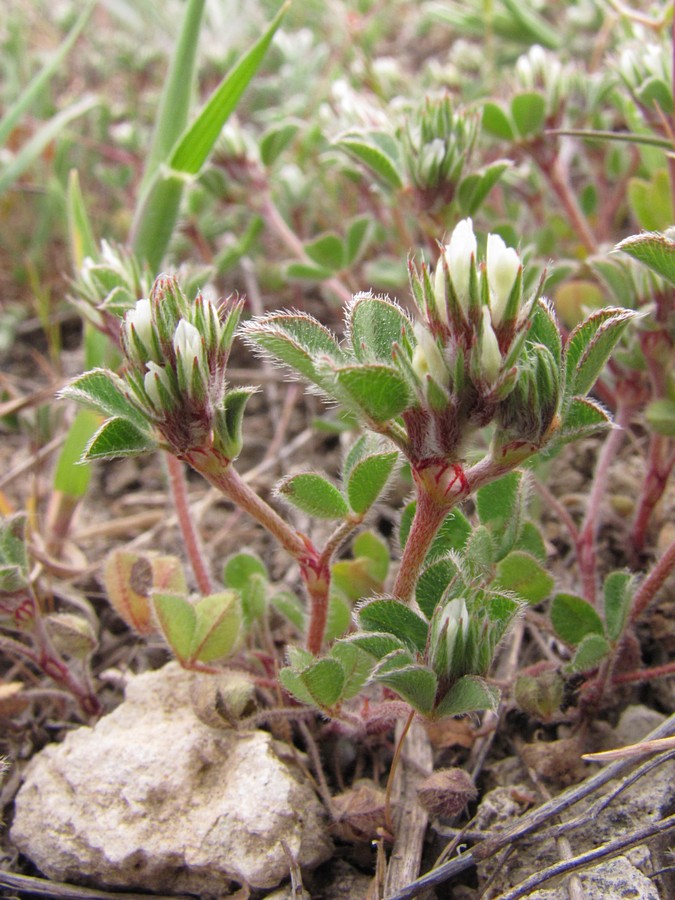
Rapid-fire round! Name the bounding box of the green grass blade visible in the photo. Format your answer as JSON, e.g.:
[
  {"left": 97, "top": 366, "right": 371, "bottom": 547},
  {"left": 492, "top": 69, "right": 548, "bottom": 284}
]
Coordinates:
[
  {"left": 67, "top": 170, "right": 97, "bottom": 270},
  {"left": 141, "top": 0, "right": 206, "bottom": 191},
  {"left": 0, "top": 96, "right": 99, "bottom": 196},
  {"left": 53, "top": 409, "right": 101, "bottom": 498},
  {"left": 131, "top": 2, "right": 288, "bottom": 267},
  {"left": 129, "top": 170, "right": 187, "bottom": 270},
  {"left": 0, "top": 0, "right": 96, "bottom": 149},
  {"left": 169, "top": 2, "right": 289, "bottom": 175}
]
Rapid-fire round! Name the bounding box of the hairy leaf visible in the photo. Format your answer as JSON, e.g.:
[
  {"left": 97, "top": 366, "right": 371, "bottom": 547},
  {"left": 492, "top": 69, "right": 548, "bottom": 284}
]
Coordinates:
[{"left": 551, "top": 593, "right": 604, "bottom": 646}]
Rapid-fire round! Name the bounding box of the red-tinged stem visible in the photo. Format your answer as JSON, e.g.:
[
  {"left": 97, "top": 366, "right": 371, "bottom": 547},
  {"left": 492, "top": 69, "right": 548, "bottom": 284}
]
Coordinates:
[
  {"left": 611, "top": 659, "right": 675, "bottom": 686},
  {"left": 630, "top": 435, "right": 675, "bottom": 554},
  {"left": 393, "top": 487, "right": 451, "bottom": 603},
  {"left": 539, "top": 152, "right": 599, "bottom": 255},
  {"left": 1, "top": 616, "right": 100, "bottom": 718},
  {"left": 577, "top": 399, "right": 635, "bottom": 606},
  {"left": 188, "top": 452, "right": 310, "bottom": 562},
  {"left": 260, "top": 194, "right": 353, "bottom": 306},
  {"left": 165, "top": 452, "right": 213, "bottom": 595},
  {"left": 629, "top": 537, "right": 675, "bottom": 624},
  {"left": 183, "top": 450, "right": 334, "bottom": 654}
]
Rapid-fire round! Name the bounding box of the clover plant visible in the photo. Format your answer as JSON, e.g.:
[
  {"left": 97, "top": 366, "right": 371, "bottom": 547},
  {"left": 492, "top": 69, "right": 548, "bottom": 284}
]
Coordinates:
[{"left": 60, "top": 217, "right": 635, "bottom": 720}]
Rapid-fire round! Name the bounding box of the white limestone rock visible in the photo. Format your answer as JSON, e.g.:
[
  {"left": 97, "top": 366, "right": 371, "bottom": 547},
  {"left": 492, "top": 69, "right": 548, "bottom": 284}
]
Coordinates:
[{"left": 11, "top": 663, "right": 332, "bottom": 896}]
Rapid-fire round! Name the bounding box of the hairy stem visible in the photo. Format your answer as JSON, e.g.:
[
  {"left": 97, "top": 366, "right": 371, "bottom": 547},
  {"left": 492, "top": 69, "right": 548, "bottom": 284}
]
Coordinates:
[
  {"left": 184, "top": 450, "right": 335, "bottom": 653},
  {"left": 577, "top": 398, "right": 634, "bottom": 605},
  {"left": 393, "top": 487, "right": 451, "bottom": 603},
  {"left": 629, "top": 536, "right": 675, "bottom": 624},
  {"left": 165, "top": 453, "right": 213, "bottom": 595}
]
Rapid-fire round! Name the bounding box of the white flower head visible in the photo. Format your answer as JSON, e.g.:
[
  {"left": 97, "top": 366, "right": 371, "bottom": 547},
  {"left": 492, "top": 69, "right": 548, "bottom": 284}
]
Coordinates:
[
  {"left": 486, "top": 233, "right": 520, "bottom": 326},
  {"left": 444, "top": 218, "right": 477, "bottom": 314},
  {"left": 480, "top": 307, "right": 502, "bottom": 384}
]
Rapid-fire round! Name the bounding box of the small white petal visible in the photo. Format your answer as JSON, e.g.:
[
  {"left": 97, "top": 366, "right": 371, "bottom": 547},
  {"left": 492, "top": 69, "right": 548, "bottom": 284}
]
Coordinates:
[
  {"left": 412, "top": 322, "right": 448, "bottom": 388},
  {"left": 144, "top": 361, "right": 169, "bottom": 409},
  {"left": 480, "top": 307, "right": 502, "bottom": 383},
  {"left": 445, "top": 218, "right": 476, "bottom": 313},
  {"left": 486, "top": 234, "right": 520, "bottom": 325},
  {"left": 124, "top": 298, "right": 154, "bottom": 354}
]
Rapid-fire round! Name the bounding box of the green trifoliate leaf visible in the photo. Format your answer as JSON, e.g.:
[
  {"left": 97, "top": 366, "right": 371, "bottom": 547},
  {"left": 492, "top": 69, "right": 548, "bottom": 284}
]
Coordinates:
[
  {"left": 285, "top": 262, "right": 332, "bottom": 281},
  {"left": 514, "top": 522, "right": 547, "bottom": 563},
  {"left": 337, "top": 131, "right": 404, "bottom": 189},
  {"left": 0, "top": 514, "right": 28, "bottom": 577},
  {"left": 434, "top": 675, "right": 500, "bottom": 718},
  {"left": 331, "top": 642, "right": 373, "bottom": 699},
  {"left": 511, "top": 92, "right": 546, "bottom": 138},
  {"left": 528, "top": 299, "right": 562, "bottom": 367},
  {"left": 332, "top": 530, "right": 391, "bottom": 602},
  {"left": 477, "top": 471, "right": 523, "bottom": 531},
  {"left": 457, "top": 159, "right": 510, "bottom": 216},
  {"left": 615, "top": 230, "right": 675, "bottom": 286},
  {"left": 277, "top": 473, "right": 349, "bottom": 519},
  {"left": 371, "top": 653, "right": 437, "bottom": 716},
  {"left": 626, "top": 171, "right": 672, "bottom": 232},
  {"left": 0, "top": 565, "right": 26, "bottom": 595},
  {"left": 83, "top": 417, "right": 158, "bottom": 461},
  {"left": 464, "top": 525, "right": 495, "bottom": 573},
  {"left": 495, "top": 550, "right": 554, "bottom": 603},
  {"left": 153, "top": 592, "right": 196, "bottom": 663},
  {"left": 336, "top": 365, "right": 411, "bottom": 423},
  {"left": 346, "top": 450, "right": 398, "bottom": 515},
  {"left": 190, "top": 591, "right": 242, "bottom": 663},
  {"left": 325, "top": 594, "right": 352, "bottom": 641},
  {"left": 61, "top": 369, "right": 149, "bottom": 430},
  {"left": 242, "top": 312, "right": 344, "bottom": 391},
  {"left": 223, "top": 552, "right": 267, "bottom": 590},
  {"left": 550, "top": 593, "right": 604, "bottom": 646},
  {"left": 238, "top": 573, "right": 267, "bottom": 627},
  {"left": 342, "top": 632, "right": 408, "bottom": 659},
  {"left": 348, "top": 294, "right": 413, "bottom": 364},
  {"left": 280, "top": 657, "right": 346, "bottom": 709},
  {"left": 352, "top": 531, "right": 390, "bottom": 582},
  {"left": 482, "top": 102, "right": 515, "bottom": 140},
  {"left": 645, "top": 398, "right": 675, "bottom": 436},
  {"left": 559, "top": 397, "right": 612, "bottom": 441},
  {"left": 259, "top": 121, "right": 299, "bottom": 167},
  {"left": 603, "top": 571, "right": 635, "bottom": 643},
  {"left": 416, "top": 556, "right": 462, "bottom": 619},
  {"left": 568, "top": 633, "right": 611, "bottom": 673},
  {"left": 304, "top": 232, "right": 345, "bottom": 271},
  {"left": 564, "top": 308, "right": 636, "bottom": 399},
  {"left": 357, "top": 598, "right": 429, "bottom": 653},
  {"left": 345, "top": 216, "right": 372, "bottom": 265},
  {"left": 270, "top": 590, "right": 305, "bottom": 631}
]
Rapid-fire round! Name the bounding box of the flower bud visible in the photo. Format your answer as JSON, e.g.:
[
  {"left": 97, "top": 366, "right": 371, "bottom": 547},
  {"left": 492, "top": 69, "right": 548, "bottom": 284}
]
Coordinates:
[
  {"left": 174, "top": 319, "right": 205, "bottom": 395},
  {"left": 443, "top": 218, "right": 476, "bottom": 314},
  {"left": 430, "top": 597, "right": 471, "bottom": 680},
  {"left": 479, "top": 307, "right": 502, "bottom": 384},
  {"left": 412, "top": 322, "right": 448, "bottom": 389},
  {"left": 486, "top": 234, "right": 520, "bottom": 325},
  {"left": 123, "top": 298, "right": 154, "bottom": 363},
  {"left": 144, "top": 362, "right": 172, "bottom": 411}
]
